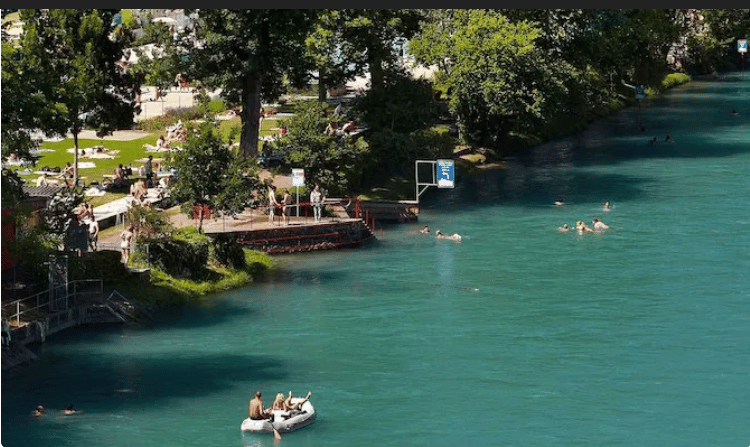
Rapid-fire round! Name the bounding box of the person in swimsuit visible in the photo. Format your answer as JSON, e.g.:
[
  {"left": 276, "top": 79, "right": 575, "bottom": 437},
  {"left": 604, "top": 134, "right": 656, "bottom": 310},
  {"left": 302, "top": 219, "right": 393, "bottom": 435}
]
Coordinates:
[
  {"left": 592, "top": 218, "right": 610, "bottom": 231},
  {"left": 248, "top": 391, "right": 271, "bottom": 420},
  {"left": 271, "top": 391, "right": 312, "bottom": 412}
]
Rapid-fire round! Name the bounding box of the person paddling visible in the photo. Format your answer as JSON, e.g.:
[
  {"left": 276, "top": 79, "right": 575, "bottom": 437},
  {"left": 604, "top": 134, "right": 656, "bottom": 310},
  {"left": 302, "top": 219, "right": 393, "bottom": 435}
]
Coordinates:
[{"left": 249, "top": 391, "right": 281, "bottom": 440}]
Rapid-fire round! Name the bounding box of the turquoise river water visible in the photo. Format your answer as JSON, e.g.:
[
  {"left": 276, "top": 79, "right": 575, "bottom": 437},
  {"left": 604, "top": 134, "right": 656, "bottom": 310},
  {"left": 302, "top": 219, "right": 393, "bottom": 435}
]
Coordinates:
[{"left": 2, "top": 73, "right": 749, "bottom": 447}]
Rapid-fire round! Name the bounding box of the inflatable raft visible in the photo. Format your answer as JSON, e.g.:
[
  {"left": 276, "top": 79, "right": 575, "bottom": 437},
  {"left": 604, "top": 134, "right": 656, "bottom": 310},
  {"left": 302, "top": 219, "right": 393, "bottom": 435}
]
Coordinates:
[{"left": 241, "top": 397, "right": 316, "bottom": 434}]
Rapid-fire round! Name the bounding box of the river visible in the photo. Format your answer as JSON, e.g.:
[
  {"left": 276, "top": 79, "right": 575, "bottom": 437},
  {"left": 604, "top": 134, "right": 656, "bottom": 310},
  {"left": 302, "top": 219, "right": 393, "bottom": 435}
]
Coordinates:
[{"left": 2, "top": 72, "right": 749, "bottom": 447}]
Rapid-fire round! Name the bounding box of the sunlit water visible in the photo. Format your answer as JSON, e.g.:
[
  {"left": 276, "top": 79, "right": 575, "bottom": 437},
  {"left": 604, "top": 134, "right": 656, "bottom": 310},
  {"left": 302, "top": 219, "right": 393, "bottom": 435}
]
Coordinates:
[{"left": 3, "top": 73, "right": 749, "bottom": 447}]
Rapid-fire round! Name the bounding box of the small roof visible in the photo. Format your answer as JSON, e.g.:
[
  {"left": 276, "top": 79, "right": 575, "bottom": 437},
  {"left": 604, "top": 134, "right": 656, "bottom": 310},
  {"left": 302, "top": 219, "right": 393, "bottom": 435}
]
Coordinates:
[{"left": 22, "top": 185, "right": 64, "bottom": 198}]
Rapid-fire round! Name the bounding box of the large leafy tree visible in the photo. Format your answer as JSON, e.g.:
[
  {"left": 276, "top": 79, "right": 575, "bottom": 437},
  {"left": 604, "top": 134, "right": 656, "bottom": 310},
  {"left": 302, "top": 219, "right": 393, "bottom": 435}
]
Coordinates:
[
  {"left": 306, "top": 10, "right": 361, "bottom": 103},
  {"left": 282, "top": 101, "right": 367, "bottom": 196},
  {"left": 338, "top": 9, "right": 423, "bottom": 94},
  {"left": 1, "top": 41, "right": 65, "bottom": 160},
  {"left": 410, "top": 10, "right": 572, "bottom": 148},
  {"left": 179, "top": 9, "right": 316, "bottom": 156},
  {"left": 168, "top": 119, "right": 263, "bottom": 232},
  {"left": 13, "top": 9, "right": 139, "bottom": 185},
  {"left": 701, "top": 9, "right": 750, "bottom": 70}
]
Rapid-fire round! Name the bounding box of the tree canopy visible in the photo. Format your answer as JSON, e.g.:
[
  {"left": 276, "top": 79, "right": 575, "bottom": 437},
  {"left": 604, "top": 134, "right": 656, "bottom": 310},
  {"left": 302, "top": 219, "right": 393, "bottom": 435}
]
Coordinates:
[
  {"left": 10, "top": 9, "right": 139, "bottom": 184},
  {"left": 178, "top": 9, "right": 317, "bottom": 156}
]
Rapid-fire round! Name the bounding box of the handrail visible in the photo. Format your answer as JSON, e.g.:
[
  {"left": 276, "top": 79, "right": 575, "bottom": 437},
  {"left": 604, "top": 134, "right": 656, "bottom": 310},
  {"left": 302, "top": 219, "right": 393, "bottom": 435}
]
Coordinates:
[{"left": 1, "top": 279, "right": 103, "bottom": 328}]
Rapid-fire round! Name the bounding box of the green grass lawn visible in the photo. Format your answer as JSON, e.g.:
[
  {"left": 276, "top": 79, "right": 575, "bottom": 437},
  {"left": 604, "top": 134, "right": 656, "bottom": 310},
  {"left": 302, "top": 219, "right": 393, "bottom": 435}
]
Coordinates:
[{"left": 10, "top": 114, "right": 289, "bottom": 207}]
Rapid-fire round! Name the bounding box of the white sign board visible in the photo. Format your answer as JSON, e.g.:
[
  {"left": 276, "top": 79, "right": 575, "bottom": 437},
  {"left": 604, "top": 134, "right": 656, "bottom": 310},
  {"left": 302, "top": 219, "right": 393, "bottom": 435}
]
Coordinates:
[
  {"left": 292, "top": 168, "right": 305, "bottom": 187},
  {"left": 738, "top": 39, "right": 748, "bottom": 53}
]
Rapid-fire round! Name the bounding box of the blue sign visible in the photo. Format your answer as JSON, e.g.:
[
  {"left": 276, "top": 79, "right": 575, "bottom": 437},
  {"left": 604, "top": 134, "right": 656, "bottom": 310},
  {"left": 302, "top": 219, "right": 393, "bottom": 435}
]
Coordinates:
[
  {"left": 738, "top": 39, "right": 747, "bottom": 54},
  {"left": 437, "top": 159, "right": 454, "bottom": 188}
]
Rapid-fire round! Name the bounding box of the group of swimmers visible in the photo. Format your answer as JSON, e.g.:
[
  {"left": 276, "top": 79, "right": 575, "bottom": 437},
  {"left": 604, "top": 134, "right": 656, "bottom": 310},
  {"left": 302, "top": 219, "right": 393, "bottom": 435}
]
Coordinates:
[
  {"left": 417, "top": 225, "right": 462, "bottom": 242},
  {"left": 557, "top": 201, "right": 611, "bottom": 234},
  {"left": 33, "top": 404, "right": 77, "bottom": 417}
]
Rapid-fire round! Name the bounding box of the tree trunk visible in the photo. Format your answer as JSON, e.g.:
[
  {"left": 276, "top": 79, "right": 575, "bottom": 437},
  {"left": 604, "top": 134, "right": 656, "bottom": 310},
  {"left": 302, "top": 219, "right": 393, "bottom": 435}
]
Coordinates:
[
  {"left": 318, "top": 65, "right": 328, "bottom": 103},
  {"left": 73, "top": 131, "right": 79, "bottom": 187},
  {"left": 368, "top": 52, "right": 384, "bottom": 94},
  {"left": 198, "top": 204, "right": 204, "bottom": 233},
  {"left": 240, "top": 75, "right": 262, "bottom": 157}
]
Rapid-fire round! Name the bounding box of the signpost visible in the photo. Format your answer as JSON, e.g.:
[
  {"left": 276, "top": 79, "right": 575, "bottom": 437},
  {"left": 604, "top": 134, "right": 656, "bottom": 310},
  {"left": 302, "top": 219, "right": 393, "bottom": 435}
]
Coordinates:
[
  {"left": 739, "top": 39, "right": 747, "bottom": 77},
  {"left": 437, "top": 159, "right": 455, "bottom": 188},
  {"left": 415, "top": 159, "right": 455, "bottom": 202},
  {"left": 292, "top": 168, "right": 304, "bottom": 217}
]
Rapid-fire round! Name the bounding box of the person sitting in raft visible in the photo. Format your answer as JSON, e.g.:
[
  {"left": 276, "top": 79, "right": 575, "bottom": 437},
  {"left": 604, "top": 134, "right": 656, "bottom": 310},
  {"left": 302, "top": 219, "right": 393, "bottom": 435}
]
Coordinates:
[
  {"left": 271, "top": 391, "right": 312, "bottom": 412},
  {"left": 592, "top": 218, "right": 610, "bottom": 231},
  {"left": 436, "top": 230, "right": 462, "bottom": 242},
  {"left": 248, "top": 391, "right": 272, "bottom": 420}
]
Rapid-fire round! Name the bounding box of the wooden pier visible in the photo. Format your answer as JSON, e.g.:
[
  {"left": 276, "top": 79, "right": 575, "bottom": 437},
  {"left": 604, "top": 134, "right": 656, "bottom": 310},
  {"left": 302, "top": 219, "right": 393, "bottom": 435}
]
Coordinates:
[{"left": 201, "top": 207, "right": 376, "bottom": 254}]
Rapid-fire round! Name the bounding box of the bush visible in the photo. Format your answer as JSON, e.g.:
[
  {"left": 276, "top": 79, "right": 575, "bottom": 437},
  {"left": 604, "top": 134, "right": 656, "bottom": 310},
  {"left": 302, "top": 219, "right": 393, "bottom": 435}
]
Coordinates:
[
  {"left": 135, "top": 105, "right": 205, "bottom": 133},
  {"left": 212, "top": 233, "right": 246, "bottom": 269},
  {"left": 135, "top": 227, "right": 209, "bottom": 278},
  {"left": 661, "top": 73, "right": 692, "bottom": 90},
  {"left": 70, "top": 250, "right": 130, "bottom": 282}
]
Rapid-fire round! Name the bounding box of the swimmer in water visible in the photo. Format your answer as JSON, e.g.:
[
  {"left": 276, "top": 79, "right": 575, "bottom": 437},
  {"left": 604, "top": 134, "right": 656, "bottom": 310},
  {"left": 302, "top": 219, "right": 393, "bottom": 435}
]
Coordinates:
[
  {"left": 417, "top": 225, "right": 430, "bottom": 234},
  {"left": 603, "top": 201, "right": 611, "bottom": 211},
  {"left": 436, "top": 230, "right": 462, "bottom": 241},
  {"left": 592, "top": 218, "right": 609, "bottom": 231},
  {"left": 558, "top": 224, "right": 570, "bottom": 232},
  {"left": 576, "top": 220, "right": 595, "bottom": 234}
]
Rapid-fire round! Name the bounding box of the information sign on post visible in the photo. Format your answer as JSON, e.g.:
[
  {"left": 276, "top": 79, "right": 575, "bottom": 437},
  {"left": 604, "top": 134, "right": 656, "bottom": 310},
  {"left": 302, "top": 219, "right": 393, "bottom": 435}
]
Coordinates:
[
  {"left": 738, "top": 39, "right": 747, "bottom": 53},
  {"left": 437, "top": 159, "right": 455, "bottom": 188},
  {"left": 292, "top": 168, "right": 304, "bottom": 217},
  {"left": 292, "top": 168, "right": 305, "bottom": 187}
]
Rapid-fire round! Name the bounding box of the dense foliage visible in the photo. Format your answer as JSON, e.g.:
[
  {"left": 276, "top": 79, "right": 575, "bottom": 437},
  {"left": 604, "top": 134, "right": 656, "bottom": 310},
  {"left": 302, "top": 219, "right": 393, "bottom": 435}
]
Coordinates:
[
  {"left": 168, "top": 118, "right": 263, "bottom": 230},
  {"left": 6, "top": 10, "right": 139, "bottom": 184}
]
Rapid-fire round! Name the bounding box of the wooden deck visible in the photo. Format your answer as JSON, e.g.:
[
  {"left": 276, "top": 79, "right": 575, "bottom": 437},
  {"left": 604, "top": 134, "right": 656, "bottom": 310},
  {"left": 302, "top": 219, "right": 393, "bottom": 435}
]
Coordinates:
[{"left": 201, "top": 208, "right": 376, "bottom": 254}]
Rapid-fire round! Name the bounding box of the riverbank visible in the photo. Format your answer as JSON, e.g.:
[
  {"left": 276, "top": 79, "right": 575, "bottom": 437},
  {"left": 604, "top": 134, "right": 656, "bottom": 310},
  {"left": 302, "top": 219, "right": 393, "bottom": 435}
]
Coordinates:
[{"left": 2, "top": 71, "right": 694, "bottom": 373}]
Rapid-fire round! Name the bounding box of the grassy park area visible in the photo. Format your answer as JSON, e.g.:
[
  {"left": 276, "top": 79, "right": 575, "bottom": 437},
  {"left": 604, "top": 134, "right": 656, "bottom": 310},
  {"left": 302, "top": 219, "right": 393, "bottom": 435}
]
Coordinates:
[{"left": 10, "top": 103, "right": 292, "bottom": 208}]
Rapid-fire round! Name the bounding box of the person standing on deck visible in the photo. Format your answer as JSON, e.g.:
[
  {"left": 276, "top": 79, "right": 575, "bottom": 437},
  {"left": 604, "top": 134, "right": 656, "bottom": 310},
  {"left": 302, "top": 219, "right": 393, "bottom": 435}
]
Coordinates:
[
  {"left": 310, "top": 184, "right": 322, "bottom": 223},
  {"left": 268, "top": 185, "right": 280, "bottom": 224},
  {"left": 282, "top": 189, "right": 293, "bottom": 225}
]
